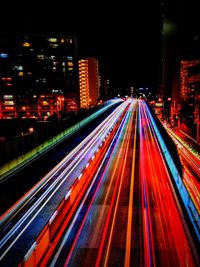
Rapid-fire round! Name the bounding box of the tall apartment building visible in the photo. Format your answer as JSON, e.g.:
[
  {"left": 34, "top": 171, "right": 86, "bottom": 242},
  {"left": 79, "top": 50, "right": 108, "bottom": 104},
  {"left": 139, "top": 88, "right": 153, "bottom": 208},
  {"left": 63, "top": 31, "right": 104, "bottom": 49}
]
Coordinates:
[
  {"left": 79, "top": 57, "right": 99, "bottom": 109},
  {"left": 0, "top": 33, "right": 79, "bottom": 119}
]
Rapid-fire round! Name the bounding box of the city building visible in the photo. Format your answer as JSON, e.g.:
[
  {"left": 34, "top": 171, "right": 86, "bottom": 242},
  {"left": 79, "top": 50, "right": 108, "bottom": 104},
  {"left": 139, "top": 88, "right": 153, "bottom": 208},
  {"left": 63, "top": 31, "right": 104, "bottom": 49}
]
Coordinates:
[
  {"left": 79, "top": 57, "right": 100, "bottom": 109},
  {"left": 99, "top": 75, "right": 110, "bottom": 100},
  {"left": 0, "top": 33, "right": 79, "bottom": 119},
  {"left": 180, "top": 60, "right": 200, "bottom": 143}
]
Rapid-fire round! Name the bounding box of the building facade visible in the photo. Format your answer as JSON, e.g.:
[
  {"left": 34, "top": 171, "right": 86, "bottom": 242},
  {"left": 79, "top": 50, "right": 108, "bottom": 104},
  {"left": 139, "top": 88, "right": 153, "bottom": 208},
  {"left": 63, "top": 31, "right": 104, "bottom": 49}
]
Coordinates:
[
  {"left": 0, "top": 33, "right": 79, "bottom": 119},
  {"left": 79, "top": 57, "right": 100, "bottom": 109},
  {"left": 180, "top": 60, "right": 200, "bottom": 143}
]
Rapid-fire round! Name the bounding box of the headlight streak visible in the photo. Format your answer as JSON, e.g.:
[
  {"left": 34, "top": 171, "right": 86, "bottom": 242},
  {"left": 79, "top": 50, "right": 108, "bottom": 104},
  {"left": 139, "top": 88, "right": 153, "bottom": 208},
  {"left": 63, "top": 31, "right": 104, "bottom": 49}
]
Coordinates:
[
  {"left": 100, "top": 100, "right": 137, "bottom": 267},
  {"left": 0, "top": 101, "right": 127, "bottom": 228},
  {"left": 138, "top": 102, "right": 155, "bottom": 267},
  {"left": 0, "top": 100, "right": 132, "bottom": 262},
  {"left": 51, "top": 102, "right": 132, "bottom": 267}
]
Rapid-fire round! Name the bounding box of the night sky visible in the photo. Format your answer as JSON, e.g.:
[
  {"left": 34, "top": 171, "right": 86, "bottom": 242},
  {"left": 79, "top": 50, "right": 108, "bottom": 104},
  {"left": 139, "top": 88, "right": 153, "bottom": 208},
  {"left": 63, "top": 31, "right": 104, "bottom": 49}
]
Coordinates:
[{"left": 0, "top": 1, "right": 199, "bottom": 90}]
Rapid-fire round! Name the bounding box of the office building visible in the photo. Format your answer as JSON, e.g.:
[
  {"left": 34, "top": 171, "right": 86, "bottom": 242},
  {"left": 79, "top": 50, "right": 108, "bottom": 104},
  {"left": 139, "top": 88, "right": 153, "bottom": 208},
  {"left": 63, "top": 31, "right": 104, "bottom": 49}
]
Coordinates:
[
  {"left": 180, "top": 60, "right": 200, "bottom": 143},
  {"left": 0, "top": 33, "right": 79, "bottom": 119}
]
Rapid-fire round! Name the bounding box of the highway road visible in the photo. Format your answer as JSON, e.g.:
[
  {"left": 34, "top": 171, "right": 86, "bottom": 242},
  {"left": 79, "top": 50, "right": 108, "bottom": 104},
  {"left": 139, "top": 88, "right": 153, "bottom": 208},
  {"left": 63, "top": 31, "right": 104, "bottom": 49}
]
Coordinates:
[
  {"left": 0, "top": 100, "right": 131, "bottom": 266},
  {"left": 0, "top": 99, "right": 199, "bottom": 267},
  {"left": 48, "top": 100, "right": 199, "bottom": 267}
]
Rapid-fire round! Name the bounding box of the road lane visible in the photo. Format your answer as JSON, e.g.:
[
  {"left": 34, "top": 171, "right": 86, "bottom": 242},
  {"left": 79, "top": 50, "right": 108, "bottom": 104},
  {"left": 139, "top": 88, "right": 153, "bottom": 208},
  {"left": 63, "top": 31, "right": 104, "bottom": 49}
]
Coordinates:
[
  {"left": 49, "top": 100, "right": 138, "bottom": 267},
  {"left": 139, "top": 100, "right": 197, "bottom": 267},
  {"left": 0, "top": 100, "right": 131, "bottom": 266}
]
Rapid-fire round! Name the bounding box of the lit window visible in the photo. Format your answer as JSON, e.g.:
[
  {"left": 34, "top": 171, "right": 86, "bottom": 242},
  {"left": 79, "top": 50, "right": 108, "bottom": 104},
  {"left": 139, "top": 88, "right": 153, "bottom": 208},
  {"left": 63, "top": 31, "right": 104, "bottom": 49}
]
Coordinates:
[
  {"left": 0, "top": 53, "right": 9, "bottom": 58},
  {"left": 48, "top": 38, "right": 58, "bottom": 42},
  {"left": 18, "top": 72, "right": 24, "bottom": 77},
  {"left": 67, "top": 56, "right": 73, "bottom": 60},
  {"left": 2, "top": 77, "right": 12, "bottom": 81},
  {"left": 4, "top": 101, "right": 14, "bottom": 105},
  {"left": 50, "top": 55, "right": 55, "bottom": 60},
  {"left": 68, "top": 62, "right": 73, "bottom": 67},
  {"left": 23, "top": 42, "right": 31, "bottom": 47},
  {"left": 37, "top": 55, "right": 44, "bottom": 60},
  {"left": 13, "top": 66, "right": 23, "bottom": 71},
  {"left": 5, "top": 106, "right": 14, "bottom": 110},
  {"left": 4, "top": 95, "right": 13, "bottom": 99},
  {"left": 50, "top": 44, "right": 59, "bottom": 48}
]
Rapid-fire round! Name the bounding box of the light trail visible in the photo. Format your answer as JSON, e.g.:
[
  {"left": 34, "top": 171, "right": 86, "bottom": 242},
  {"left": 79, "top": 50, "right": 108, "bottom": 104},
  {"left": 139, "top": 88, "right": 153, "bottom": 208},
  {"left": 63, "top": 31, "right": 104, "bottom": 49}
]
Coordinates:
[
  {"left": 50, "top": 100, "right": 135, "bottom": 266},
  {"left": 103, "top": 101, "right": 137, "bottom": 267},
  {"left": 138, "top": 100, "right": 197, "bottom": 266},
  {"left": 0, "top": 100, "right": 132, "bottom": 264},
  {"left": 124, "top": 102, "right": 138, "bottom": 267}
]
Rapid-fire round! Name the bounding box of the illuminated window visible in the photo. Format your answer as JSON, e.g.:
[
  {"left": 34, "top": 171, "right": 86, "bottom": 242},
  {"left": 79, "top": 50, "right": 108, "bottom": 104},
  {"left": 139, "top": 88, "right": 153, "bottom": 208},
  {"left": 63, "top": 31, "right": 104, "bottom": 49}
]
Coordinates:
[
  {"left": 3, "top": 95, "right": 13, "bottom": 99},
  {"left": 50, "top": 44, "right": 59, "bottom": 48},
  {"left": 60, "top": 38, "right": 65, "bottom": 43},
  {"left": 2, "top": 77, "right": 12, "bottom": 81},
  {"left": 50, "top": 55, "right": 55, "bottom": 60},
  {"left": 13, "top": 66, "right": 23, "bottom": 71},
  {"left": 4, "top": 101, "right": 14, "bottom": 105},
  {"left": 68, "top": 67, "right": 73, "bottom": 71},
  {"left": 23, "top": 42, "right": 31, "bottom": 47},
  {"left": 37, "top": 54, "right": 44, "bottom": 60},
  {"left": 48, "top": 38, "right": 58, "bottom": 42},
  {"left": 18, "top": 72, "right": 24, "bottom": 77},
  {"left": 67, "top": 56, "right": 73, "bottom": 60},
  {"left": 68, "top": 62, "right": 73, "bottom": 67},
  {"left": 0, "top": 53, "right": 9, "bottom": 58},
  {"left": 5, "top": 106, "right": 14, "bottom": 110}
]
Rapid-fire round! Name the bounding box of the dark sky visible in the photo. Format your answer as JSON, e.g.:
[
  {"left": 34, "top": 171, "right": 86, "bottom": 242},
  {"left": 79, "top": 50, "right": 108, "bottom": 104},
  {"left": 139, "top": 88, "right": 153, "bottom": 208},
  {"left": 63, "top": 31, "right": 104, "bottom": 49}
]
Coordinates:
[{"left": 0, "top": 1, "right": 199, "bottom": 89}]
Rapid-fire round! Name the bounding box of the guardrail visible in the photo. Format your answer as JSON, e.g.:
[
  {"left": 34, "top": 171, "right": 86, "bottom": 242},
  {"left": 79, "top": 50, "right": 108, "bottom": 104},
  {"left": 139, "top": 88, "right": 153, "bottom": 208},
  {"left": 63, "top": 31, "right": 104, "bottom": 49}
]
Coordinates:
[
  {"left": 145, "top": 102, "right": 200, "bottom": 243},
  {"left": 0, "top": 99, "right": 123, "bottom": 180}
]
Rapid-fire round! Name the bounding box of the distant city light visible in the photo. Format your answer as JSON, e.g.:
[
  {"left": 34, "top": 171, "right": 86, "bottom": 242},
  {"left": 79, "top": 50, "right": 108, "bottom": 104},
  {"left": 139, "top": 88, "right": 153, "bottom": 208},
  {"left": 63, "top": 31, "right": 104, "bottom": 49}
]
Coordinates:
[
  {"left": 0, "top": 53, "right": 9, "bottom": 58},
  {"left": 29, "top": 127, "right": 34, "bottom": 133}
]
